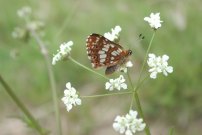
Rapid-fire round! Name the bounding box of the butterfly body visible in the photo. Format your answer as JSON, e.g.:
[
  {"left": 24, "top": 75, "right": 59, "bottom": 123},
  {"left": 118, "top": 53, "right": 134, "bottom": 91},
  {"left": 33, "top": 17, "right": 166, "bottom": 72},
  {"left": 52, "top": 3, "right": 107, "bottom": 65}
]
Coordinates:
[{"left": 86, "top": 33, "right": 132, "bottom": 75}]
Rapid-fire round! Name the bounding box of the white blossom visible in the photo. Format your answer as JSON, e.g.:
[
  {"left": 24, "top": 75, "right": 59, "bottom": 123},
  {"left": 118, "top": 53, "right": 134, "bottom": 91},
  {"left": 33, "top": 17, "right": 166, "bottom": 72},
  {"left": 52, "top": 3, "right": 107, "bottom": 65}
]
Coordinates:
[
  {"left": 113, "top": 110, "right": 146, "bottom": 135},
  {"left": 12, "top": 27, "right": 26, "bottom": 39},
  {"left": 61, "top": 82, "right": 81, "bottom": 112},
  {"left": 52, "top": 41, "right": 73, "bottom": 65},
  {"left": 26, "top": 20, "right": 44, "bottom": 31},
  {"left": 17, "top": 6, "right": 32, "bottom": 18},
  {"left": 104, "top": 25, "right": 122, "bottom": 42},
  {"left": 144, "top": 12, "right": 163, "bottom": 29},
  {"left": 105, "top": 75, "right": 127, "bottom": 91},
  {"left": 147, "top": 53, "right": 173, "bottom": 79},
  {"left": 119, "top": 61, "right": 133, "bottom": 73}
]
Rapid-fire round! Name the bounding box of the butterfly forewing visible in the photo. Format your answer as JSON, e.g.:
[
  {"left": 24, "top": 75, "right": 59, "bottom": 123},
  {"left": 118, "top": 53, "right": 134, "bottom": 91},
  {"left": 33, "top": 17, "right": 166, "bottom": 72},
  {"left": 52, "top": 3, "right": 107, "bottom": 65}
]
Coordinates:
[{"left": 86, "top": 33, "right": 125, "bottom": 69}]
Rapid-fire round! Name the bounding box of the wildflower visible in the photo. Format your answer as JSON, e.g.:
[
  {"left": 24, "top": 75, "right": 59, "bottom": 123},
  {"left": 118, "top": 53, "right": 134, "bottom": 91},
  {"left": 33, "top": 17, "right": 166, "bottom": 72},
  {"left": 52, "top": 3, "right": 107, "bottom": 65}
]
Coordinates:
[
  {"left": 113, "top": 110, "right": 146, "bottom": 135},
  {"left": 147, "top": 53, "right": 173, "bottom": 79},
  {"left": 104, "top": 25, "right": 122, "bottom": 42},
  {"left": 26, "top": 20, "right": 44, "bottom": 31},
  {"left": 144, "top": 12, "right": 163, "bottom": 29},
  {"left": 119, "top": 61, "right": 133, "bottom": 73},
  {"left": 12, "top": 27, "right": 26, "bottom": 39},
  {"left": 105, "top": 75, "right": 127, "bottom": 91},
  {"left": 52, "top": 41, "right": 73, "bottom": 65},
  {"left": 61, "top": 82, "right": 81, "bottom": 112},
  {"left": 17, "top": 6, "right": 32, "bottom": 18}
]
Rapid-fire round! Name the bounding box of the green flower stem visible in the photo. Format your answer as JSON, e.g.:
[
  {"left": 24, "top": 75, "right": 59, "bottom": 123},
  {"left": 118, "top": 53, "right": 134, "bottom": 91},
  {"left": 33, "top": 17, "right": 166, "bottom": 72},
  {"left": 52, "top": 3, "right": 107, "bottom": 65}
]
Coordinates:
[
  {"left": 136, "top": 31, "right": 156, "bottom": 90},
  {"left": 0, "top": 75, "right": 46, "bottom": 135},
  {"left": 69, "top": 57, "right": 109, "bottom": 80},
  {"left": 128, "top": 32, "right": 156, "bottom": 135},
  {"left": 127, "top": 71, "right": 135, "bottom": 90},
  {"left": 81, "top": 91, "right": 132, "bottom": 98},
  {"left": 30, "top": 30, "right": 62, "bottom": 135},
  {"left": 169, "top": 127, "right": 174, "bottom": 135},
  {"left": 134, "top": 91, "right": 151, "bottom": 135},
  {"left": 129, "top": 75, "right": 149, "bottom": 109}
]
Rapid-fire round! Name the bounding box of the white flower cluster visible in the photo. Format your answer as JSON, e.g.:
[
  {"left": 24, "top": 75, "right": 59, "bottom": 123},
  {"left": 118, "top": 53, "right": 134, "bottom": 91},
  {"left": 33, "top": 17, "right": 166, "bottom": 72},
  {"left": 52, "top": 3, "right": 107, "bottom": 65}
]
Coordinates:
[
  {"left": 26, "top": 20, "right": 44, "bottom": 31},
  {"left": 104, "top": 25, "right": 122, "bottom": 42},
  {"left": 52, "top": 41, "right": 73, "bottom": 65},
  {"left": 113, "top": 110, "right": 146, "bottom": 135},
  {"left": 144, "top": 12, "right": 163, "bottom": 29},
  {"left": 17, "top": 6, "right": 32, "bottom": 18},
  {"left": 119, "top": 61, "right": 133, "bottom": 73},
  {"left": 61, "top": 82, "right": 82, "bottom": 112},
  {"left": 147, "top": 53, "right": 173, "bottom": 79},
  {"left": 105, "top": 75, "right": 127, "bottom": 91}
]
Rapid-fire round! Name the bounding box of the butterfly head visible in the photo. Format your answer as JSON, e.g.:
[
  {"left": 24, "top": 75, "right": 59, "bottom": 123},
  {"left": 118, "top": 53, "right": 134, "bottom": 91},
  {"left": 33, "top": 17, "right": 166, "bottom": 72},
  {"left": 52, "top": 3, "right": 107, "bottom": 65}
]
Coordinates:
[{"left": 126, "top": 49, "right": 132, "bottom": 56}]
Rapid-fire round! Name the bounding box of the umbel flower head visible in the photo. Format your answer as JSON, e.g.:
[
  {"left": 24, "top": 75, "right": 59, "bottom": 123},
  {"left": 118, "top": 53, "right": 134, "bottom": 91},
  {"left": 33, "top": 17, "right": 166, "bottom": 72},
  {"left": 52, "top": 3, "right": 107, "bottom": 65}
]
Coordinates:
[
  {"left": 104, "top": 25, "right": 122, "bottom": 43},
  {"left": 147, "top": 53, "right": 173, "bottom": 79},
  {"left": 61, "top": 82, "right": 82, "bottom": 112},
  {"left": 105, "top": 75, "right": 127, "bottom": 91},
  {"left": 144, "top": 12, "right": 163, "bottom": 29},
  {"left": 113, "top": 110, "right": 146, "bottom": 135},
  {"left": 52, "top": 41, "right": 73, "bottom": 65},
  {"left": 17, "top": 6, "right": 32, "bottom": 19}
]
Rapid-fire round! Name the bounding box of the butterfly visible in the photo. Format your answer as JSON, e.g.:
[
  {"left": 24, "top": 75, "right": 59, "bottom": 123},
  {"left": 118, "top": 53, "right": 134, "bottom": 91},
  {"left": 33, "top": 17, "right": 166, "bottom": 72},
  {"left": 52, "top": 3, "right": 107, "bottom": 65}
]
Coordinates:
[{"left": 86, "top": 33, "right": 132, "bottom": 75}]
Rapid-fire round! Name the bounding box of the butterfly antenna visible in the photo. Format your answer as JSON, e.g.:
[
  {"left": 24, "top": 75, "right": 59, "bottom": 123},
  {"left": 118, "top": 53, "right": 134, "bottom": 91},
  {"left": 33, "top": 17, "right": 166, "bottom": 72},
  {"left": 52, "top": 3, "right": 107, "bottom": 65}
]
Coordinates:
[{"left": 138, "top": 33, "right": 145, "bottom": 41}]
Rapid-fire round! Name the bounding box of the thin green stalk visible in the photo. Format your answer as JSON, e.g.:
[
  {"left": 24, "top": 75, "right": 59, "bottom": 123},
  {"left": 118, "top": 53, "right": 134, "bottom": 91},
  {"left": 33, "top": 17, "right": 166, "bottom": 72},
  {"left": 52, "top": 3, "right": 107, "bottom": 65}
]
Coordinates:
[
  {"left": 136, "top": 32, "right": 155, "bottom": 89},
  {"left": 129, "top": 32, "right": 156, "bottom": 135},
  {"left": 127, "top": 71, "right": 135, "bottom": 90},
  {"left": 169, "top": 127, "right": 174, "bottom": 135},
  {"left": 30, "top": 30, "right": 62, "bottom": 135},
  {"left": 81, "top": 91, "right": 132, "bottom": 98},
  {"left": 134, "top": 92, "right": 151, "bottom": 135},
  {"left": 0, "top": 75, "right": 46, "bottom": 135},
  {"left": 129, "top": 75, "right": 149, "bottom": 109},
  {"left": 126, "top": 71, "right": 136, "bottom": 110},
  {"left": 69, "top": 57, "right": 109, "bottom": 80}
]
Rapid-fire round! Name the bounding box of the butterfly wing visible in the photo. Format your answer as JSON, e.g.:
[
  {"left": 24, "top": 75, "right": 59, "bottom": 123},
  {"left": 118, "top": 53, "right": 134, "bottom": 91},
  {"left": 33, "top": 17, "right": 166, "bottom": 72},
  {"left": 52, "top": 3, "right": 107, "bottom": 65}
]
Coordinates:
[{"left": 86, "top": 33, "right": 125, "bottom": 69}]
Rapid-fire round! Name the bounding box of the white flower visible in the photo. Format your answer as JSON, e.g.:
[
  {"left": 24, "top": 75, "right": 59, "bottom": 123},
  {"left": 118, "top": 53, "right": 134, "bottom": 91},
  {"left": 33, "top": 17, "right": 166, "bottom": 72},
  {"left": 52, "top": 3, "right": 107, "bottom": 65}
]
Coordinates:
[
  {"left": 105, "top": 75, "right": 127, "bottom": 91},
  {"left": 52, "top": 41, "right": 73, "bottom": 65},
  {"left": 26, "top": 21, "right": 44, "bottom": 31},
  {"left": 147, "top": 53, "right": 173, "bottom": 79},
  {"left": 113, "top": 116, "right": 127, "bottom": 134},
  {"left": 61, "top": 82, "right": 81, "bottom": 112},
  {"left": 113, "top": 110, "right": 146, "bottom": 135},
  {"left": 12, "top": 27, "right": 26, "bottom": 39},
  {"left": 104, "top": 25, "right": 122, "bottom": 42},
  {"left": 17, "top": 6, "right": 32, "bottom": 18},
  {"left": 144, "top": 12, "right": 163, "bottom": 29},
  {"left": 119, "top": 61, "right": 133, "bottom": 73}
]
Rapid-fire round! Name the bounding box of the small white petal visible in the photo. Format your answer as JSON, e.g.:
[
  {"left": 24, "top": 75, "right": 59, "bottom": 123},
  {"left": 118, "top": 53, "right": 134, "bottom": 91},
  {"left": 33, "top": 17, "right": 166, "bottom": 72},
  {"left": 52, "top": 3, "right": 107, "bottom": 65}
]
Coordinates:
[
  {"left": 126, "top": 61, "right": 133, "bottom": 67},
  {"left": 66, "top": 104, "right": 73, "bottom": 112},
  {"left": 66, "top": 82, "right": 71, "bottom": 89},
  {"left": 121, "top": 83, "right": 127, "bottom": 90},
  {"left": 150, "top": 71, "right": 157, "bottom": 79},
  {"left": 125, "top": 130, "right": 133, "bottom": 135},
  {"left": 162, "top": 55, "right": 169, "bottom": 61},
  {"left": 166, "top": 66, "right": 173, "bottom": 73}
]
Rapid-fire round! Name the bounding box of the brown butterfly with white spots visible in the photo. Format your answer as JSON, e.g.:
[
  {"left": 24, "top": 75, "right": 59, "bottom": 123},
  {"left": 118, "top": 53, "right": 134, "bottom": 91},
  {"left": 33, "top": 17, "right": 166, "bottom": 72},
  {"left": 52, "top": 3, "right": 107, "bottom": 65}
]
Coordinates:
[{"left": 86, "top": 33, "right": 132, "bottom": 75}]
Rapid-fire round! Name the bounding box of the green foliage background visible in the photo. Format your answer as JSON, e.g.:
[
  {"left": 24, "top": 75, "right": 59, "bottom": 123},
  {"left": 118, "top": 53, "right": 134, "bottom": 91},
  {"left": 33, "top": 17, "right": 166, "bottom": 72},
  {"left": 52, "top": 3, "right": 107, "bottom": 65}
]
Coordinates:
[{"left": 0, "top": 0, "right": 202, "bottom": 135}]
